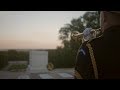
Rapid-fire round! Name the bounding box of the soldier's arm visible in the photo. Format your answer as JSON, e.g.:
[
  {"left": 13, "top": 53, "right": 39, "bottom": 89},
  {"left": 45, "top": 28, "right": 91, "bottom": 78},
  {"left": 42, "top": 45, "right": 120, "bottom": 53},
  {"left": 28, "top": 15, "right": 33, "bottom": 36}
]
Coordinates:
[{"left": 74, "top": 42, "right": 95, "bottom": 79}]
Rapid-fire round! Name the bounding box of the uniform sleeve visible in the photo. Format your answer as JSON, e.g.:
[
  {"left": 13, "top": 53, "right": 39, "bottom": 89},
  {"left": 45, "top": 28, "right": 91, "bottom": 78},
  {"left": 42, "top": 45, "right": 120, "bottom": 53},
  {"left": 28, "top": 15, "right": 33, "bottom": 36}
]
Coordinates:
[{"left": 74, "top": 43, "right": 95, "bottom": 79}]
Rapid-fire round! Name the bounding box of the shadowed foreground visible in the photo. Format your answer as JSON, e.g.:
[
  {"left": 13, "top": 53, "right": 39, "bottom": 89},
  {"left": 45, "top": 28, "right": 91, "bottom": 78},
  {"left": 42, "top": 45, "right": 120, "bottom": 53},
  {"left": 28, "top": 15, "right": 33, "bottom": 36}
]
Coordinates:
[{"left": 0, "top": 68, "right": 74, "bottom": 79}]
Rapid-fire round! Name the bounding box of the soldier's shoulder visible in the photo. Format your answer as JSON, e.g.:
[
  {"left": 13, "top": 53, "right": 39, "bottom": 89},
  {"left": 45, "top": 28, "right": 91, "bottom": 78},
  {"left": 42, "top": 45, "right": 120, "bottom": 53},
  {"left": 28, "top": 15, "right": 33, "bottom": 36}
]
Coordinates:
[
  {"left": 87, "top": 34, "right": 104, "bottom": 44},
  {"left": 80, "top": 34, "right": 104, "bottom": 48}
]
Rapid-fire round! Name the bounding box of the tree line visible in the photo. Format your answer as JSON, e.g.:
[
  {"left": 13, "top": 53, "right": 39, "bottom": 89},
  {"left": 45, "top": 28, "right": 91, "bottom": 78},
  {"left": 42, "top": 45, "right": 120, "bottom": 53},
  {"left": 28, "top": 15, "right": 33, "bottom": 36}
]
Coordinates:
[
  {"left": 49, "top": 11, "right": 100, "bottom": 68},
  {"left": 0, "top": 50, "right": 29, "bottom": 70},
  {"left": 0, "top": 11, "right": 100, "bottom": 69}
]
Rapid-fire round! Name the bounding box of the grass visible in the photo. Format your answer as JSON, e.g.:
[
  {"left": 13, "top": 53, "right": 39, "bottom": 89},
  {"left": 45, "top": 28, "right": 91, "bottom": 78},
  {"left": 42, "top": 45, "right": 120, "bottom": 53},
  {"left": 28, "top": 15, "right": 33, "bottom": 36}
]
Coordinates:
[{"left": 8, "top": 64, "right": 27, "bottom": 72}]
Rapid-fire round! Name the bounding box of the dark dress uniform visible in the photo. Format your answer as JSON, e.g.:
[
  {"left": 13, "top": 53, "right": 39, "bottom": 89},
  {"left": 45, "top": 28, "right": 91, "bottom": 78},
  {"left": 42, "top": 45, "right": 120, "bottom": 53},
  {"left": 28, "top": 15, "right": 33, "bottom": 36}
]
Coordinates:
[{"left": 75, "top": 26, "right": 120, "bottom": 79}]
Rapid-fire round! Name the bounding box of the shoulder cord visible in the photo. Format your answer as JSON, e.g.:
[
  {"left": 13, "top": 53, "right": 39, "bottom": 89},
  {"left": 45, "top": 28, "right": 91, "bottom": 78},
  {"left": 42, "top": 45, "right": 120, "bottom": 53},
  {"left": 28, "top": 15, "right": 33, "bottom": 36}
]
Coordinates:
[
  {"left": 86, "top": 43, "right": 98, "bottom": 79},
  {"left": 74, "top": 70, "right": 83, "bottom": 79},
  {"left": 74, "top": 43, "right": 98, "bottom": 79}
]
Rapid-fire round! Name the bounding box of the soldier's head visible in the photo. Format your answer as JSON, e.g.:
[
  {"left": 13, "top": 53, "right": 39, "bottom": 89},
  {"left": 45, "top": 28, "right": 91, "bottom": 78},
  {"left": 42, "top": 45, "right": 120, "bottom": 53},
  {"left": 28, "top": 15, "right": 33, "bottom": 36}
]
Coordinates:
[{"left": 100, "top": 11, "right": 120, "bottom": 32}]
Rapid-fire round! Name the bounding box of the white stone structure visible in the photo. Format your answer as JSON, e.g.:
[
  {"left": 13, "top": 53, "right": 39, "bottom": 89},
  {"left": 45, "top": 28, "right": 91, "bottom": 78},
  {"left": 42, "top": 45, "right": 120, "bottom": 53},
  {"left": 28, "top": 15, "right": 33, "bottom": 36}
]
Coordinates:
[{"left": 27, "top": 51, "right": 48, "bottom": 73}]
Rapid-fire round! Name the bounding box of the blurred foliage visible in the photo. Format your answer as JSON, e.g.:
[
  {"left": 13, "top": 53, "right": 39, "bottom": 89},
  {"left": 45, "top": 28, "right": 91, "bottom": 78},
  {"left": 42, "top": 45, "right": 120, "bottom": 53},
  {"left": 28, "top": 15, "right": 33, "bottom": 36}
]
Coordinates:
[
  {"left": 0, "top": 51, "right": 8, "bottom": 70},
  {"left": 8, "top": 50, "right": 29, "bottom": 61},
  {"left": 8, "top": 64, "right": 27, "bottom": 72},
  {"left": 0, "top": 11, "right": 100, "bottom": 69},
  {"left": 0, "top": 50, "right": 29, "bottom": 70},
  {"left": 49, "top": 11, "right": 100, "bottom": 68}
]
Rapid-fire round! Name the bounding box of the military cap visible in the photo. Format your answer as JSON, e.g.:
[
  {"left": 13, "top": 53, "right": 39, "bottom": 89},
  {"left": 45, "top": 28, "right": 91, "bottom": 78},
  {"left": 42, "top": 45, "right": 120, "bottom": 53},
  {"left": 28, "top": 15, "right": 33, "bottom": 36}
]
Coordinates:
[{"left": 100, "top": 11, "right": 120, "bottom": 32}]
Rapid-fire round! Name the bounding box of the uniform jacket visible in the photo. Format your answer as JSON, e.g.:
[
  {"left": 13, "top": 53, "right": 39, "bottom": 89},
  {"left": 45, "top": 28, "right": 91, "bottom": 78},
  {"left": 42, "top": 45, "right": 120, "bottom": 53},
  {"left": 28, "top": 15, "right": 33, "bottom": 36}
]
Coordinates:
[{"left": 75, "top": 26, "right": 120, "bottom": 79}]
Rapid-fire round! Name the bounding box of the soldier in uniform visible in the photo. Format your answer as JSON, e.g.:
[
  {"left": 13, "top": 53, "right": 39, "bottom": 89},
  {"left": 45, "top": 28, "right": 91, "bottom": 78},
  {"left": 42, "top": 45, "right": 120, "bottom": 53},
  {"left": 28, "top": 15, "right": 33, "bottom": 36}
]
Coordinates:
[{"left": 74, "top": 11, "right": 120, "bottom": 79}]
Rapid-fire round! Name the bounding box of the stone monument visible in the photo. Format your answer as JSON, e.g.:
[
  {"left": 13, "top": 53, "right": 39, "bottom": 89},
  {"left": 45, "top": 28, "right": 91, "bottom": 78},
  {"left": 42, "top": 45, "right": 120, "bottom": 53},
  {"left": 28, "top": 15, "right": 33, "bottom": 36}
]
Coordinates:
[{"left": 27, "top": 50, "right": 48, "bottom": 73}]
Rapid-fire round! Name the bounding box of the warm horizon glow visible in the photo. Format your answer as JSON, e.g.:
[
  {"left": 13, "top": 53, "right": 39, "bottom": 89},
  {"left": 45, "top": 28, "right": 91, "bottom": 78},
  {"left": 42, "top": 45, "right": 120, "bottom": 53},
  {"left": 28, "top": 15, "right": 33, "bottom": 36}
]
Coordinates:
[{"left": 0, "top": 11, "right": 87, "bottom": 49}]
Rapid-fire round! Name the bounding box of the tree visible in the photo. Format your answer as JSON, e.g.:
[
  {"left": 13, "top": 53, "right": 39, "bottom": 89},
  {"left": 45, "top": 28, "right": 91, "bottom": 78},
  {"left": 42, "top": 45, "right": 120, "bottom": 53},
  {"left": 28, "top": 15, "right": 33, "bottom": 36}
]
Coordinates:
[
  {"left": 56, "top": 11, "right": 100, "bottom": 68},
  {"left": 8, "top": 50, "right": 18, "bottom": 61},
  {"left": 0, "top": 51, "right": 8, "bottom": 69},
  {"left": 59, "top": 11, "right": 100, "bottom": 47},
  {"left": 83, "top": 11, "right": 100, "bottom": 29},
  {"left": 59, "top": 17, "right": 84, "bottom": 43}
]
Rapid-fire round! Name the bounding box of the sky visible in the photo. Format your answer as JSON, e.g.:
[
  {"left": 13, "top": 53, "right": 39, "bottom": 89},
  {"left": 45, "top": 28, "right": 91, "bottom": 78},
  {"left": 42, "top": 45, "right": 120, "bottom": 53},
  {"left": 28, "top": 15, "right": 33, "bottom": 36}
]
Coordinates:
[{"left": 0, "top": 11, "right": 87, "bottom": 49}]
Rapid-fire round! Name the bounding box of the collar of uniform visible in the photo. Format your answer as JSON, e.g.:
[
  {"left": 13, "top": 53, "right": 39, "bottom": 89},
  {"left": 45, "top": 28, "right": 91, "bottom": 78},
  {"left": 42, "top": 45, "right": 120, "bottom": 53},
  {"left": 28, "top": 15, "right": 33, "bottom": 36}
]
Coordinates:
[
  {"left": 103, "top": 26, "right": 120, "bottom": 43},
  {"left": 104, "top": 25, "right": 120, "bottom": 33}
]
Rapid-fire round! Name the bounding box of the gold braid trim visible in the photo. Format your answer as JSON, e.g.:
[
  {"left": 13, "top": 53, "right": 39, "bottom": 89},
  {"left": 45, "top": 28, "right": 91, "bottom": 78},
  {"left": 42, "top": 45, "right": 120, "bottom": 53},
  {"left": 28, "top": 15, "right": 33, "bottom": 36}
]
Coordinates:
[
  {"left": 74, "top": 70, "right": 83, "bottom": 79},
  {"left": 86, "top": 43, "right": 98, "bottom": 79}
]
